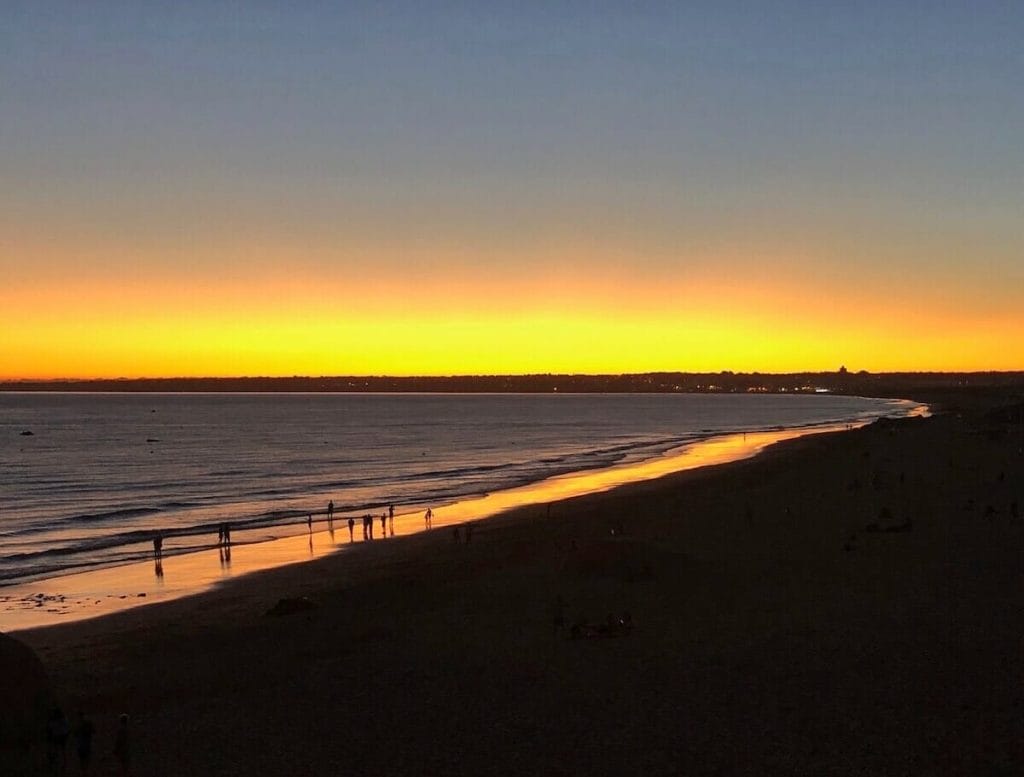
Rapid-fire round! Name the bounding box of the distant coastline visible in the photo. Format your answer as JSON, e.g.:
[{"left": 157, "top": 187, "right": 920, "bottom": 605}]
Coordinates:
[{"left": 2, "top": 370, "right": 1023, "bottom": 395}]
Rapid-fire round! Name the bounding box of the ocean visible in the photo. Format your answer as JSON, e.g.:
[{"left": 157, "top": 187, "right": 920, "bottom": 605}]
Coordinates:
[{"left": 0, "top": 392, "right": 917, "bottom": 586}]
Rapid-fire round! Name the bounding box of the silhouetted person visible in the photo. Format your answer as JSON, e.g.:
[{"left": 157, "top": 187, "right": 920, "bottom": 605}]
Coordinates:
[
  {"left": 223, "top": 524, "right": 232, "bottom": 546},
  {"left": 389, "top": 504, "right": 395, "bottom": 534},
  {"left": 348, "top": 516, "right": 355, "bottom": 541},
  {"left": 307, "top": 514, "right": 313, "bottom": 533},
  {"left": 380, "top": 512, "right": 387, "bottom": 536},
  {"left": 365, "top": 514, "right": 373, "bottom": 540},
  {"left": 327, "top": 500, "right": 334, "bottom": 522},
  {"left": 425, "top": 507, "right": 433, "bottom": 529},
  {"left": 113, "top": 714, "right": 130, "bottom": 775},
  {"left": 152, "top": 534, "right": 163, "bottom": 558},
  {"left": 74, "top": 711, "right": 94, "bottom": 774},
  {"left": 46, "top": 707, "right": 69, "bottom": 774},
  {"left": 218, "top": 523, "right": 226, "bottom": 545}
]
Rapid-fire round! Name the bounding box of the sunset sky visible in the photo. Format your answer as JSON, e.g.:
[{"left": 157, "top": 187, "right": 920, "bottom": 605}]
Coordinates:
[{"left": 3, "top": 2, "right": 1022, "bottom": 378}]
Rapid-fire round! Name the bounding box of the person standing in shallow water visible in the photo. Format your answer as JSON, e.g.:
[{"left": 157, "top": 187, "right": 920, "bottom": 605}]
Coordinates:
[
  {"left": 380, "top": 512, "right": 387, "bottom": 536},
  {"left": 388, "top": 504, "right": 395, "bottom": 535},
  {"left": 327, "top": 500, "right": 334, "bottom": 523}
]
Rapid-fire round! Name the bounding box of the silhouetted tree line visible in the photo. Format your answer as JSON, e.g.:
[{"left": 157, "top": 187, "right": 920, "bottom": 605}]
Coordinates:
[{"left": 3, "top": 371, "right": 1023, "bottom": 395}]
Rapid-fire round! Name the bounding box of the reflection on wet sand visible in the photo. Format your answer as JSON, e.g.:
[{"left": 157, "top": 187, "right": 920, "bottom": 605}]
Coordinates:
[{"left": 1, "top": 420, "right": 884, "bottom": 632}]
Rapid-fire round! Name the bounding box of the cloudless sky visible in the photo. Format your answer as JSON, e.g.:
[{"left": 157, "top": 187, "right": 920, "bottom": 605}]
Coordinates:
[{"left": 3, "top": 2, "right": 1022, "bottom": 377}]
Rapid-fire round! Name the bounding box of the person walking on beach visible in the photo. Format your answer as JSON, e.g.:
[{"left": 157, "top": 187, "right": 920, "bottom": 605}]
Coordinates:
[
  {"left": 327, "top": 500, "right": 334, "bottom": 523},
  {"left": 365, "top": 513, "right": 373, "bottom": 540},
  {"left": 152, "top": 534, "right": 163, "bottom": 558},
  {"left": 425, "top": 507, "right": 433, "bottom": 529},
  {"left": 113, "top": 714, "right": 130, "bottom": 775},
  {"left": 380, "top": 511, "right": 387, "bottom": 536},
  {"left": 348, "top": 516, "right": 355, "bottom": 541},
  {"left": 388, "top": 504, "right": 395, "bottom": 535}
]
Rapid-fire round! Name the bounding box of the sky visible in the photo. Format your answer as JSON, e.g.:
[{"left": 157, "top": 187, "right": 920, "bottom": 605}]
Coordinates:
[{"left": 2, "top": 1, "right": 1022, "bottom": 378}]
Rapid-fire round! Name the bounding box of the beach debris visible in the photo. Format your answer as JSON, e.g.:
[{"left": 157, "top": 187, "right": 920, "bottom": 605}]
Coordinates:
[
  {"left": 865, "top": 507, "right": 912, "bottom": 533},
  {"left": 264, "top": 596, "right": 318, "bottom": 617},
  {"left": 570, "top": 612, "right": 634, "bottom": 640}
]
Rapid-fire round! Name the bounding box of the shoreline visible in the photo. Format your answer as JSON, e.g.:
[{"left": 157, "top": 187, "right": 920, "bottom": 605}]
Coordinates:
[
  {"left": 10, "top": 388, "right": 1024, "bottom": 775},
  {"left": 1, "top": 403, "right": 923, "bottom": 632}
]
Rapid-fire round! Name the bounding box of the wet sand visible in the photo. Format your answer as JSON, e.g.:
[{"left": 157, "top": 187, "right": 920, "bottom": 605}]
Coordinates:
[
  {"left": 2, "top": 421, "right": 892, "bottom": 632},
  {"left": 14, "top": 392, "right": 1024, "bottom": 775}
]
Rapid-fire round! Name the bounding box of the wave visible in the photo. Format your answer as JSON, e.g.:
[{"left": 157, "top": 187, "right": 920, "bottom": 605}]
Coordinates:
[{"left": 0, "top": 395, "right": 925, "bottom": 587}]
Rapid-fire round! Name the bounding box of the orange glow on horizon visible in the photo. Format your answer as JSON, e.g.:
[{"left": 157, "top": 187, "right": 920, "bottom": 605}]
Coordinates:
[{"left": 3, "top": 235, "right": 1022, "bottom": 379}]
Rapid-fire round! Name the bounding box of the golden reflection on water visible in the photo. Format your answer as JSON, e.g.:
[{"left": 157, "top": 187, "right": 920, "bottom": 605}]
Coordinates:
[{"left": 1, "top": 419, "right": 871, "bottom": 632}]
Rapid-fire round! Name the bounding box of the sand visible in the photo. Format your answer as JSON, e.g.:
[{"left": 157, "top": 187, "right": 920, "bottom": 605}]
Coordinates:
[{"left": 13, "top": 390, "right": 1024, "bottom": 776}]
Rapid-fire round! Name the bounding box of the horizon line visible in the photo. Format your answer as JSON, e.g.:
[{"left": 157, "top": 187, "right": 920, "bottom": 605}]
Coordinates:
[{"left": 3, "top": 369, "right": 1024, "bottom": 383}]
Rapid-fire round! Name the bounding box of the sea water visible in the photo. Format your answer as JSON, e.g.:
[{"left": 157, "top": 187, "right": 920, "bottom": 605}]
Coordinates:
[{"left": 0, "top": 392, "right": 915, "bottom": 586}]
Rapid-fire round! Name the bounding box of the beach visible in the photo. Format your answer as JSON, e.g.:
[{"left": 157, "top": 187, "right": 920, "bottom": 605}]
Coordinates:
[{"left": 10, "top": 390, "right": 1024, "bottom": 775}]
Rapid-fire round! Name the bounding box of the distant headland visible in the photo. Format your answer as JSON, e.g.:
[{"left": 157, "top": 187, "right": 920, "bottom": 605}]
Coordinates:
[{"left": 2, "top": 370, "right": 1023, "bottom": 396}]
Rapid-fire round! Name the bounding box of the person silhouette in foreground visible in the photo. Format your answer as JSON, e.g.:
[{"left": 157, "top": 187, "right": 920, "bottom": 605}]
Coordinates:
[
  {"left": 365, "top": 514, "right": 373, "bottom": 540},
  {"left": 113, "top": 714, "right": 130, "bottom": 775},
  {"left": 380, "top": 512, "right": 387, "bottom": 536},
  {"left": 74, "top": 711, "right": 94, "bottom": 774},
  {"left": 348, "top": 516, "right": 355, "bottom": 542},
  {"left": 388, "top": 504, "right": 395, "bottom": 535},
  {"left": 45, "top": 706, "right": 69, "bottom": 774}
]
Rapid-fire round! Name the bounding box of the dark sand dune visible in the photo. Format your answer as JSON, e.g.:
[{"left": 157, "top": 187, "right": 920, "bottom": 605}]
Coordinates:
[{"left": 14, "top": 390, "right": 1024, "bottom": 775}]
